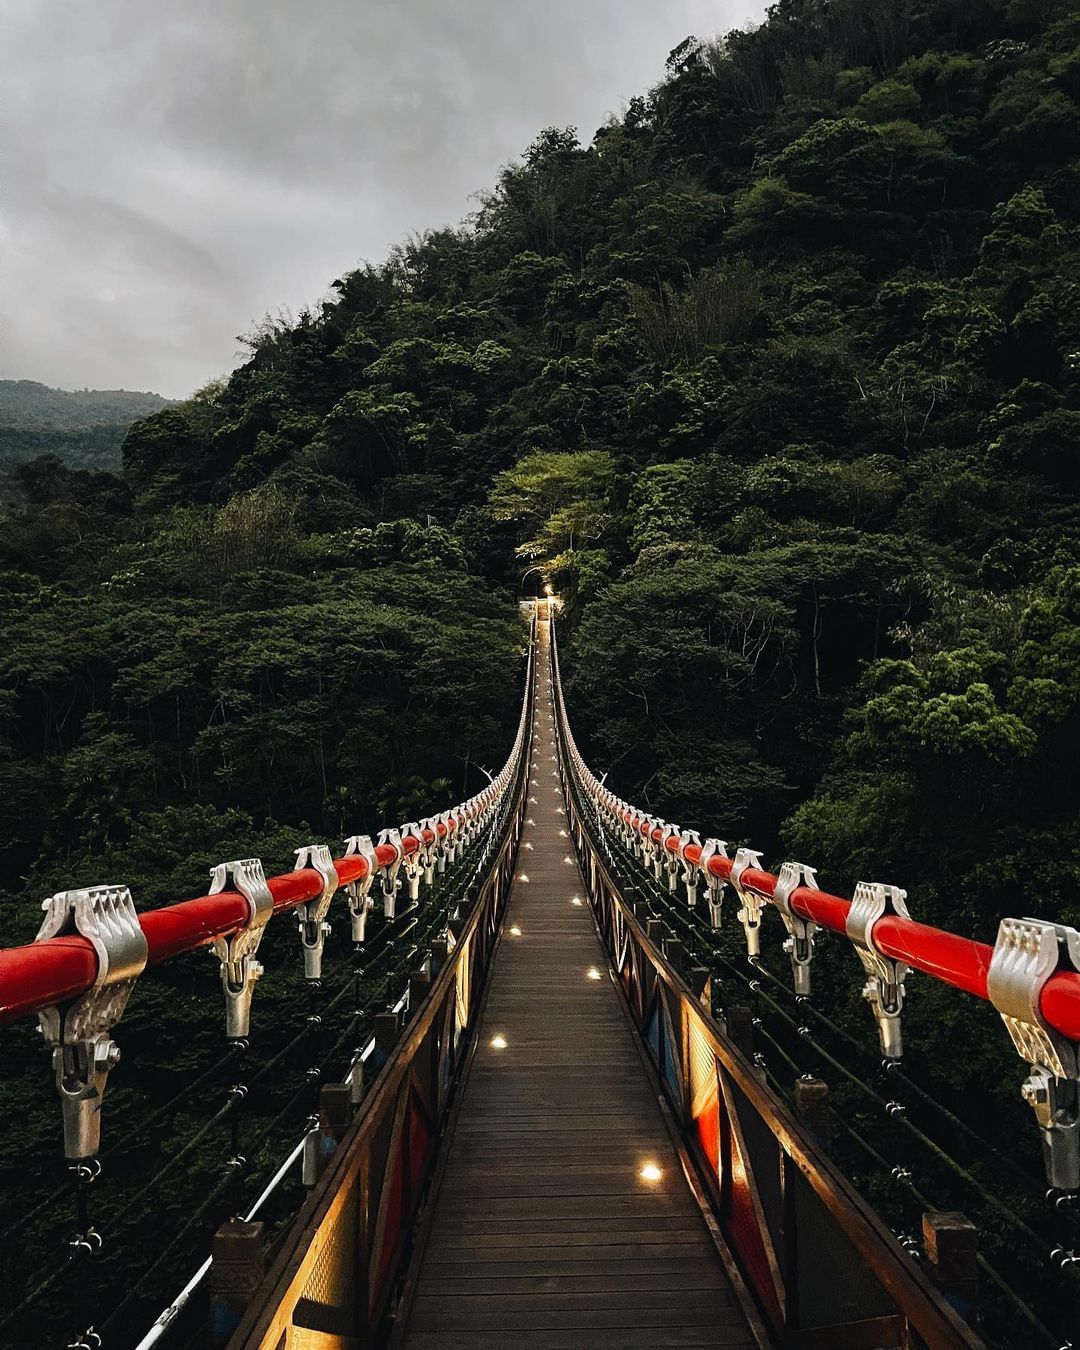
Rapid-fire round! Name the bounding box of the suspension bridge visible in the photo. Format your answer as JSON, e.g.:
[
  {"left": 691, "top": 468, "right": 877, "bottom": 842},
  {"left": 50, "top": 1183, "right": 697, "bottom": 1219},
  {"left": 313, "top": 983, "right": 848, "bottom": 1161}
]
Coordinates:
[{"left": 0, "top": 601, "right": 1078, "bottom": 1348}]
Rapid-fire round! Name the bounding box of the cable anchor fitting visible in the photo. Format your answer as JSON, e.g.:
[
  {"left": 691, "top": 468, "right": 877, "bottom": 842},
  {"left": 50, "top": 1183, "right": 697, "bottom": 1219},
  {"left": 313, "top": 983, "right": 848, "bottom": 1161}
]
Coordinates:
[
  {"left": 846, "top": 882, "right": 911, "bottom": 1059},
  {"left": 343, "top": 834, "right": 377, "bottom": 942},
  {"left": 660, "top": 824, "right": 683, "bottom": 893},
  {"left": 399, "top": 822, "right": 425, "bottom": 901},
  {"left": 418, "top": 817, "right": 439, "bottom": 885},
  {"left": 698, "top": 839, "right": 729, "bottom": 928},
  {"left": 376, "top": 828, "right": 404, "bottom": 917},
  {"left": 730, "top": 848, "right": 766, "bottom": 957},
  {"left": 208, "top": 859, "right": 273, "bottom": 1039},
  {"left": 678, "top": 829, "right": 703, "bottom": 907},
  {"left": 772, "top": 862, "right": 820, "bottom": 997},
  {"left": 293, "top": 844, "right": 339, "bottom": 980},
  {"left": 988, "top": 917, "right": 1080, "bottom": 1191},
  {"left": 35, "top": 885, "right": 148, "bottom": 1160}
]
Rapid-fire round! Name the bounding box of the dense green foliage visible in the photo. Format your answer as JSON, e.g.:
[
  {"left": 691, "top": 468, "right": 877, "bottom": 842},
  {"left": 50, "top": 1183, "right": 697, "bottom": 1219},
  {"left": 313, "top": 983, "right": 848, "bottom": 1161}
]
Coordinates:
[
  {"left": 3, "top": 0, "right": 1080, "bottom": 1343},
  {"left": 0, "top": 381, "right": 172, "bottom": 503}
]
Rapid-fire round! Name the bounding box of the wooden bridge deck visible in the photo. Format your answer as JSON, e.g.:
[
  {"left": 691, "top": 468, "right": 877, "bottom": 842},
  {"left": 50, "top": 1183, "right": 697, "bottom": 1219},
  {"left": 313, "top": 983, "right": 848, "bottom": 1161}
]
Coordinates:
[{"left": 400, "top": 618, "right": 757, "bottom": 1349}]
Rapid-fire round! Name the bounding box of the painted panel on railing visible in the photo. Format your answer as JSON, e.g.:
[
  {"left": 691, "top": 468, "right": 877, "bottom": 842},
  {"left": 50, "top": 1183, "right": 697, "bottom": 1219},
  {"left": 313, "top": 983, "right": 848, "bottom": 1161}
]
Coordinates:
[
  {"left": 660, "top": 989, "right": 682, "bottom": 1104},
  {"left": 688, "top": 1018, "right": 721, "bottom": 1178},
  {"left": 718, "top": 1072, "right": 784, "bottom": 1332}
]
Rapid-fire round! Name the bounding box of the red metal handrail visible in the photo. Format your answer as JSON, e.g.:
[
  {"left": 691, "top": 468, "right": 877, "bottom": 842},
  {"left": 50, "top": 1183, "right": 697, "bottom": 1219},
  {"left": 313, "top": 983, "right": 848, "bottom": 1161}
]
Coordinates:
[
  {"left": 0, "top": 615, "right": 535, "bottom": 1028},
  {"left": 554, "top": 653, "right": 1080, "bottom": 1045}
]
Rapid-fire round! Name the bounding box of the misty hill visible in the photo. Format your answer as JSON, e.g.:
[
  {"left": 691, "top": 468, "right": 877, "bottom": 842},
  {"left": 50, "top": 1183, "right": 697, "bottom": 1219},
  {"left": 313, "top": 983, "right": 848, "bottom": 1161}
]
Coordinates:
[{"left": 0, "top": 378, "right": 172, "bottom": 471}]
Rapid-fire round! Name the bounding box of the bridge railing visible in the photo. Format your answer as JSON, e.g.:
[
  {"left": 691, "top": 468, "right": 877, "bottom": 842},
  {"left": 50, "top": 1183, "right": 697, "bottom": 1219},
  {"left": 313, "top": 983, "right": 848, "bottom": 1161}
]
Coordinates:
[
  {"left": 549, "top": 616, "right": 1080, "bottom": 1349},
  {"left": 0, "top": 614, "right": 536, "bottom": 1348},
  {"left": 220, "top": 617, "right": 535, "bottom": 1348}
]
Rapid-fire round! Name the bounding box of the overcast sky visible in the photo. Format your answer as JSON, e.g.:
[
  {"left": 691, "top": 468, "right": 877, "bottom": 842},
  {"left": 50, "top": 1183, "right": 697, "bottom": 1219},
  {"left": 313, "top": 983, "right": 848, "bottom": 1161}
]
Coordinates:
[{"left": 1, "top": 1, "right": 762, "bottom": 398}]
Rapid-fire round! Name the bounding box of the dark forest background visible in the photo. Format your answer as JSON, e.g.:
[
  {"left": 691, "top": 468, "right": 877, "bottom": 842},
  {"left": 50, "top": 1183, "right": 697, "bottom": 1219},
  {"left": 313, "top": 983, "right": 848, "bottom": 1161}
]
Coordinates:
[{"left": 2, "top": 0, "right": 1080, "bottom": 1343}]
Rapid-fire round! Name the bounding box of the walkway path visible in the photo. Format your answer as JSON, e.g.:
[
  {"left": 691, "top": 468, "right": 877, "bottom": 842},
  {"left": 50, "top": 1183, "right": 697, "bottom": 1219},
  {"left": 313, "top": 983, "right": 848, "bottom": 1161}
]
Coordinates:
[{"left": 401, "top": 612, "right": 756, "bottom": 1348}]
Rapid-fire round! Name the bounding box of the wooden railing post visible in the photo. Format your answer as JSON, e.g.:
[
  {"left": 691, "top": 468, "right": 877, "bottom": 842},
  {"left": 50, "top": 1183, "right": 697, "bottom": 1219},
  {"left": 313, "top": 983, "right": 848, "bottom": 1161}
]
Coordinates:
[
  {"left": 794, "top": 1075, "right": 833, "bottom": 1147},
  {"left": 922, "top": 1211, "right": 978, "bottom": 1317},
  {"left": 208, "top": 1217, "right": 265, "bottom": 1347}
]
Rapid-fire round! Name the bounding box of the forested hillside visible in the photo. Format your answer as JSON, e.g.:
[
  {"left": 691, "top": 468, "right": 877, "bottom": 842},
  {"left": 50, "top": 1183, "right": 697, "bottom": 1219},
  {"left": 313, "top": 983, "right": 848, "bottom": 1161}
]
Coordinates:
[
  {"left": 0, "top": 381, "right": 172, "bottom": 503},
  {"left": 2, "top": 0, "right": 1079, "bottom": 1340}
]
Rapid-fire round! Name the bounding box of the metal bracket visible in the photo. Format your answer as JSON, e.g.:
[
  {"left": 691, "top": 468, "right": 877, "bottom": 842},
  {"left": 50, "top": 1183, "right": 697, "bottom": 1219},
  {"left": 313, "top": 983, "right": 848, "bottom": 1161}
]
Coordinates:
[
  {"left": 730, "top": 848, "right": 766, "bottom": 956},
  {"left": 35, "top": 886, "right": 148, "bottom": 1159},
  {"left": 772, "top": 862, "right": 819, "bottom": 996},
  {"left": 399, "top": 823, "right": 425, "bottom": 901},
  {"left": 643, "top": 817, "right": 663, "bottom": 879},
  {"left": 846, "top": 882, "right": 911, "bottom": 1059},
  {"left": 376, "top": 829, "right": 403, "bottom": 917},
  {"left": 208, "top": 859, "right": 273, "bottom": 1039},
  {"left": 660, "top": 824, "right": 682, "bottom": 892},
  {"left": 293, "top": 845, "right": 339, "bottom": 980},
  {"left": 697, "top": 839, "right": 728, "bottom": 927},
  {"left": 343, "top": 835, "right": 377, "bottom": 942},
  {"left": 417, "top": 817, "right": 439, "bottom": 885},
  {"left": 434, "top": 812, "right": 451, "bottom": 873},
  {"left": 988, "top": 918, "right": 1080, "bottom": 1190},
  {"left": 679, "top": 830, "right": 703, "bottom": 906}
]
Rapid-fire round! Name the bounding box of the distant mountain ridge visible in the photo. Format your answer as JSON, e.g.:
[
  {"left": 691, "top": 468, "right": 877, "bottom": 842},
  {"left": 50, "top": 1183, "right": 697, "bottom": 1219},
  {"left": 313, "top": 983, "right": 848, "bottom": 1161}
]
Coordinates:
[{"left": 0, "top": 378, "right": 173, "bottom": 473}]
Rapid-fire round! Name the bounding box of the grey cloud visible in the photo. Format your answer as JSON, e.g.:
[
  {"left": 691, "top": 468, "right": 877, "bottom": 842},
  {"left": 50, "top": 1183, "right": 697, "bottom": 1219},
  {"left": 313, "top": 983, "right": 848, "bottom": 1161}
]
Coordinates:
[{"left": 1, "top": 0, "right": 762, "bottom": 397}]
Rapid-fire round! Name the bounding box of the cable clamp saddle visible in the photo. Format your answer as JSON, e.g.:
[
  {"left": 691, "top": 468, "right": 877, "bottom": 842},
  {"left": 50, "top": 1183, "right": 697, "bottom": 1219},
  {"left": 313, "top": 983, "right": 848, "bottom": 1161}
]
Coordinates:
[
  {"left": 208, "top": 859, "right": 273, "bottom": 1039},
  {"left": 35, "top": 885, "right": 148, "bottom": 1159}
]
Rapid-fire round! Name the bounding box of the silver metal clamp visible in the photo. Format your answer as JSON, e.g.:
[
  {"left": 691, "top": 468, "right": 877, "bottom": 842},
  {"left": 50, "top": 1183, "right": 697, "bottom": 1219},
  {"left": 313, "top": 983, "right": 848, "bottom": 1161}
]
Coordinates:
[
  {"left": 988, "top": 918, "right": 1080, "bottom": 1190},
  {"left": 679, "top": 830, "right": 703, "bottom": 907},
  {"left": 730, "top": 847, "right": 766, "bottom": 956},
  {"left": 698, "top": 839, "right": 729, "bottom": 928},
  {"left": 772, "top": 862, "right": 819, "bottom": 996},
  {"left": 293, "top": 844, "right": 339, "bottom": 980},
  {"left": 846, "top": 882, "right": 911, "bottom": 1059},
  {"left": 208, "top": 859, "right": 273, "bottom": 1039},
  {"left": 400, "top": 823, "right": 425, "bottom": 901},
  {"left": 434, "top": 812, "right": 452, "bottom": 873},
  {"left": 660, "top": 824, "right": 682, "bottom": 893},
  {"left": 376, "top": 829, "right": 404, "bottom": 916},
  {"left": 343, "top": 835, "right": 377, "bottom": 943},
  {"left": 418, "top": 817, "right": 439, "bottom": 885},
  {"left": 36, "top": 886, "right": 148, "bottom": 1159}
]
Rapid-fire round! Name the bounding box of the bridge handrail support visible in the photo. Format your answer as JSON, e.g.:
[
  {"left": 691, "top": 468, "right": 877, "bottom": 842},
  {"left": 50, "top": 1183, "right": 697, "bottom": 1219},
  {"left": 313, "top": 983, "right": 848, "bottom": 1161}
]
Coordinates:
[
  {"left": 552, "top": 609, "right": 1080, "bottom": 1192},
  {"left": 292, "top": 845, "right": 339, "bottom": 981},
  {"left": 988, "top": 918, "right": 1080, "bottom": 1191},
  {"left": 208, "top": 859, "right": 275, "bottom": 1040},
  {"left": 35, "top": 885, "right": 149, "bottom": 1161}
]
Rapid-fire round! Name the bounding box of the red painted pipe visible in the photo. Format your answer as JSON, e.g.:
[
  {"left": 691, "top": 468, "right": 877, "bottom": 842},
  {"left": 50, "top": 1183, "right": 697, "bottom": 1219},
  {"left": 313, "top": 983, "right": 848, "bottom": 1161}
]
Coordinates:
[
  {"left": 592, "top": 792, "right": 1080, "bottom": 1041},
  {"left": 0, "top": 853, "right": 375, "bottom": 1025}
]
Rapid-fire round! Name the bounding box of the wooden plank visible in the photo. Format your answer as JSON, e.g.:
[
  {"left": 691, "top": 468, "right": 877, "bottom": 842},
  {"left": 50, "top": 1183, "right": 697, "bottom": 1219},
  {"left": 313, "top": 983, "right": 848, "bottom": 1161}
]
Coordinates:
[
  {"left": 400, "top": 621, "right": 755, "bottom": 1349},
  {"left": 407, "top": 1292, "right": 744, "bottom": 1330},
  {"left": 416, "top": 1271, "right": 735, "bottom": 1295},
  {"left": 403, "top": 1332, "right": 754, "bottom": 1349}
]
